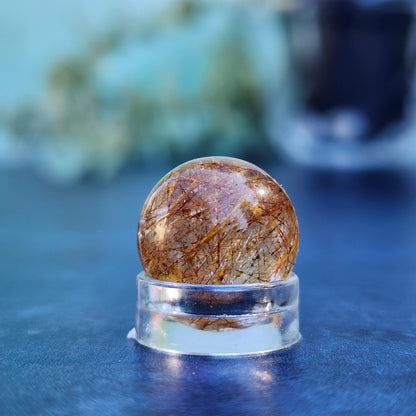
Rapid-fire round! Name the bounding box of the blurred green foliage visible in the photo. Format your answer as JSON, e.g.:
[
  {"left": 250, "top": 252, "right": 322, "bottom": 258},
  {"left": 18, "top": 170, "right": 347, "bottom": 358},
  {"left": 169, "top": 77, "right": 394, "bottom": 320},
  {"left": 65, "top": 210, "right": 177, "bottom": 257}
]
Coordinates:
[{"left": 1, "top": 0, "right": 290, "bottom": 182}]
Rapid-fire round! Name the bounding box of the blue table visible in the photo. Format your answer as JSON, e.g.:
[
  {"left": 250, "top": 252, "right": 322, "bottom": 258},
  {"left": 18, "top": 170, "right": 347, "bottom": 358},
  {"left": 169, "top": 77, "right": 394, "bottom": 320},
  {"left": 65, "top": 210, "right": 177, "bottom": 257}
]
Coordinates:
[{"left": 1, "top": 164, "right": 416, "bottom": 415}]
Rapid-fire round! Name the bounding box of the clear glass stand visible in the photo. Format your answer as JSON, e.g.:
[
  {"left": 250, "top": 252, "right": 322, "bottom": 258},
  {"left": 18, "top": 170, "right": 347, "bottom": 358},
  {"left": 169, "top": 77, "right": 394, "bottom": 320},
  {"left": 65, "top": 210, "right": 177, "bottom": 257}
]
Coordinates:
[{"left": 128, "top": 272, "right": 300, "bottom": 356}]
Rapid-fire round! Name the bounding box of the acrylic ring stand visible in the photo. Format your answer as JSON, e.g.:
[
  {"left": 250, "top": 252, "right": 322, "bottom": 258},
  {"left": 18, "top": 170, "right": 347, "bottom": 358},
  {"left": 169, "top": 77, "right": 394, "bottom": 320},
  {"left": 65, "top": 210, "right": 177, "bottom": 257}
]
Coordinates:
[{"left": 128, "top": 271, "right": 300, "bottom": 356}]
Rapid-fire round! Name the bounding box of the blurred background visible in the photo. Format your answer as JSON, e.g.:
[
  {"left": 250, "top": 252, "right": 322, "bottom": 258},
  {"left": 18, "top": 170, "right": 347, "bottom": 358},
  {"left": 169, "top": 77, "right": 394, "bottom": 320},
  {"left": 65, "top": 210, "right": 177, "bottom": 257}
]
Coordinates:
[
  {"left": 2, "top": 0, "right": 416, "bottom": 415},
  {"left": 2, "top": 0, "right": 416, "bottom": 183}
]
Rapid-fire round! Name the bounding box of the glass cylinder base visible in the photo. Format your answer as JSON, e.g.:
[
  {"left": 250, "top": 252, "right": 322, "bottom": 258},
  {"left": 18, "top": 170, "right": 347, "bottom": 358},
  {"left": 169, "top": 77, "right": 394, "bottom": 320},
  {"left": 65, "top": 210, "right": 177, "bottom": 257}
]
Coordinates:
[{"left": 128, "top": 272, "right": 300, "bottom": 356}]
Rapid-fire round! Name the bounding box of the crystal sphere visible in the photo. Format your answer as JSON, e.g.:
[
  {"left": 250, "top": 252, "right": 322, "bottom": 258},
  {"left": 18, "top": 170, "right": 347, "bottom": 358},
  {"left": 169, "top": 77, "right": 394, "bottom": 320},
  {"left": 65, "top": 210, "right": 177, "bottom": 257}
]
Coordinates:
[{"left": 137, "top": 157, "right": 298, "bottom": 284}]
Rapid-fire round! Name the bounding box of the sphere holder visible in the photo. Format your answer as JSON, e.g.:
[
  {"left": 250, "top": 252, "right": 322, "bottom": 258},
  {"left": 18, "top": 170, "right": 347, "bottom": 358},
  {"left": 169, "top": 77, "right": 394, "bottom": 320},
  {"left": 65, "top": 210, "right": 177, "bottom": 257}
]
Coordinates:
[{"left": 128, "top": 272, "right": 300, "bottom": 356}]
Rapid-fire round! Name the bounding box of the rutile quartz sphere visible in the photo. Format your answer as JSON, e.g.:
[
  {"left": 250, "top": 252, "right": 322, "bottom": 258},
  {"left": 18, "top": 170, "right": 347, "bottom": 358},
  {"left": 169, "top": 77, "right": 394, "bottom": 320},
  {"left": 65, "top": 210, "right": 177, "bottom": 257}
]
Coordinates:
[{"left": 137, "top": 157, "right": 298, "bottom": 284}]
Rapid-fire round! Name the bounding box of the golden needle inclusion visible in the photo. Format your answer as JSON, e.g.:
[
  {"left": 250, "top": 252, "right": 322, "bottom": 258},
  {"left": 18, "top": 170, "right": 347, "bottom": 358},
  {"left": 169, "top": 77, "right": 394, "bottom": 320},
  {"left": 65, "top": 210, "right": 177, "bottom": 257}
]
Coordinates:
[{"left": 137, "top": 157, "right": 298, "bottom": 284}]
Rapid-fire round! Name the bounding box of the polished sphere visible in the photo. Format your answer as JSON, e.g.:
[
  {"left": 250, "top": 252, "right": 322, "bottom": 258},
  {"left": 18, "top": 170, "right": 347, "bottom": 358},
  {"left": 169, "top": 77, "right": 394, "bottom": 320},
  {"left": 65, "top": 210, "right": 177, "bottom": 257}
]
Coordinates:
[{"left": 137, "top": 157, "right": 298, "bottom": 284}]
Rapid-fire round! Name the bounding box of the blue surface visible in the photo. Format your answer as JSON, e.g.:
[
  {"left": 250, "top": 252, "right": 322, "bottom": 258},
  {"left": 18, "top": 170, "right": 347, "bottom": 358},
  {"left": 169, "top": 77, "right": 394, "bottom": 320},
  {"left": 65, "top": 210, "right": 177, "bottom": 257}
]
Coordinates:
[{"left": 1, "top": 165, "right": 416, "bottom": 415}]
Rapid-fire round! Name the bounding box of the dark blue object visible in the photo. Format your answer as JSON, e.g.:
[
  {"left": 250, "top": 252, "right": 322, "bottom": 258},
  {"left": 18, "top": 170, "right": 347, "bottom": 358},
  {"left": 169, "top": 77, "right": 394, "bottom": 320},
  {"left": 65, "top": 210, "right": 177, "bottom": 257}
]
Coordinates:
[
  {"left": 306, "top": 0, "right": 415, "bottom": 139},
  {"left": 1, "top": 165, "right": 416, "bottom": 415}
]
